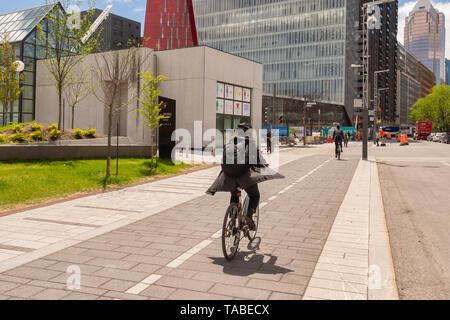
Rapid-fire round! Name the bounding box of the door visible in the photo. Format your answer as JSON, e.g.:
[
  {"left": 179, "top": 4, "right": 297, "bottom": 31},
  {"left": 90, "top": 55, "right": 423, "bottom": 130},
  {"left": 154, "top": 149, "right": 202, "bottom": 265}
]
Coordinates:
[{"left": 158, "top": 97, "right": 176, "bottom": 159}]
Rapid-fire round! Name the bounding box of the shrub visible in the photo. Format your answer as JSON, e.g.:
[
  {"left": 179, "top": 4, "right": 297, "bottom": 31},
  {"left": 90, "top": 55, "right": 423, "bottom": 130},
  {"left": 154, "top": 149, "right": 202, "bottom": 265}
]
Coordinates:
[
  {"left": 32, "top": 122, "right": 43, "bottom": 132},
  {"left": 48, "top": 123, "right": 59, "bottom": 131},
  {"left": 85, "top": 127, "right": 96, "bottom": 138},
  {"left": 28, "top": 130, "right": 43, "bottom": 142},
  {"left": 74, "top": 128, "right": 84, "bottom": 139},
  {"left": 50, "top": 128, "right": 61, "bottom": 140},
  {"left": 0, "top": 134, "right": 7, "bottom": 144},
  {"left": 11, "top": 123, "right": 24, "bottom": 134},
  {"left": 9, "top": 132, "right": 28, "bottom": 143}
]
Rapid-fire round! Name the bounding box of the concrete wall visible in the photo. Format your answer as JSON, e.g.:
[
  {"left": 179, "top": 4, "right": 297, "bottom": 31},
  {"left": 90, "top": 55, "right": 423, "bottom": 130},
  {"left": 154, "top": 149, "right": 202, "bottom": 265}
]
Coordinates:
[
  {"left": 155, "top": 46, "right": 263, "bottom": 148},
  {"left": 36, "top": 47, "right": 156, "bottom": 144},
  {"left": 35, "top": 46, "right": 263, "bottom": 150},
  {"left": 0, "top": 144, "right": 154, "bottom": 161}
]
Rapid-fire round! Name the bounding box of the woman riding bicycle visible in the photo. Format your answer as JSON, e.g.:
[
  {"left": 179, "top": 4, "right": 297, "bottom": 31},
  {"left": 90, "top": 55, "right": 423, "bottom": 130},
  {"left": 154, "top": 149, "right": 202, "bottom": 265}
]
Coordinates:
[{"left": 206, "top": 122, "right": 284, "bottom": 230}]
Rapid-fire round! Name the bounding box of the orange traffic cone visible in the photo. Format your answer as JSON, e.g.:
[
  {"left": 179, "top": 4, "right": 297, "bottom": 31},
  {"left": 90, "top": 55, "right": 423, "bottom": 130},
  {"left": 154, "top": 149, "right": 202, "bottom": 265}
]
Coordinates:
[{"left": 400, "top": 134, "right": 409, "bottom": 146}]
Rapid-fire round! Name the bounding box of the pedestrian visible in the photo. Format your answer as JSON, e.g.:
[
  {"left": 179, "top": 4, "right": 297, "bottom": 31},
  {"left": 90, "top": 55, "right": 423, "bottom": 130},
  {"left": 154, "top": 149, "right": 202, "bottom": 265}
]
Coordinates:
[
  {"left": 266, "top": 128, "right": 272, "bottom": 154},
  {"left": 344, "top": 132, "right": 349, "bottom": 147}
]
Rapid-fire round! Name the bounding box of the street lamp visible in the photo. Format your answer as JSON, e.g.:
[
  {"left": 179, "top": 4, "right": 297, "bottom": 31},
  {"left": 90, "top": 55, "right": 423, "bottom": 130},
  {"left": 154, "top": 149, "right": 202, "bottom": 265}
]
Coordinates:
[{"left": 13, "top": 60, "right": 25, "bottom": 72}]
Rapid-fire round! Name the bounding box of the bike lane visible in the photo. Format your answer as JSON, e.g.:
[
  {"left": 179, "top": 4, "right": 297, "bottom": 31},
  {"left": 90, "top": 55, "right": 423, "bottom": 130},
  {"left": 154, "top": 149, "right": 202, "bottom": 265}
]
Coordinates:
[{"left": 0, "top": 145, "right": 360, "bottom": 300}]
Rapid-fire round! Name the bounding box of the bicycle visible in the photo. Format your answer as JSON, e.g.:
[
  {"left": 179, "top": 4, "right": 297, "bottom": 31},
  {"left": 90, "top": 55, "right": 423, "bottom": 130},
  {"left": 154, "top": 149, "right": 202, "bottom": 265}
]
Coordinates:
[{"left": 221, "top": 188, "right": 260, "bottom": 261}]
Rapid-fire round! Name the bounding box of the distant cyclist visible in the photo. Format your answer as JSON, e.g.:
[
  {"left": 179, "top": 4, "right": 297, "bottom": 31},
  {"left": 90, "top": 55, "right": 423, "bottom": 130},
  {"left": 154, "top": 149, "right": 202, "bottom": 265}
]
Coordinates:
[
  {"left": 333, "top": 125, "right": 344, "bottom": 158},
  {"left": 206, "top": 122, "right": 283, "bottom": 230}
]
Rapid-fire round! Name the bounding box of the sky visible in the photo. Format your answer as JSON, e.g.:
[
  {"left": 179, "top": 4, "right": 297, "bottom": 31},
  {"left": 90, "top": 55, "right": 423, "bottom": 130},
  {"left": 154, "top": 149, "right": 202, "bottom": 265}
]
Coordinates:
[{"left": 1, "top": 0, "right": 450, "bottom": 58}]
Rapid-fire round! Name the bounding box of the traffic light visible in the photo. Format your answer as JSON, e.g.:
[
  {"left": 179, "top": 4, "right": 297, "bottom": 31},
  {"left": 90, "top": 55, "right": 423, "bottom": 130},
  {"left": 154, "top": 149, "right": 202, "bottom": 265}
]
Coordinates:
[{"left": 377, "top": 108, "right": 382, "bottom": 123}]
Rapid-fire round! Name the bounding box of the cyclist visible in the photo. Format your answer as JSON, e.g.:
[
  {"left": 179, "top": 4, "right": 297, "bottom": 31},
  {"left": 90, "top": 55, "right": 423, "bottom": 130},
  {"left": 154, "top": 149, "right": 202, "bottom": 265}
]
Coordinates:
[
  {"left": 333, "top": 125, "right": 344, "bottom": 158},
  {"left": 206, "top": 122, "right": 283, "bottom": 230}
]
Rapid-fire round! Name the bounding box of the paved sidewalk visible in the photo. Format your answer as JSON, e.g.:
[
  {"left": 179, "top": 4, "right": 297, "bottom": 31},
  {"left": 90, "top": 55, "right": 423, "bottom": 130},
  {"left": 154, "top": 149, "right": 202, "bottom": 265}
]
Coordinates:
[
  {"left": 0, "top": 144, "right": 361, "bottom": 300},
  {"left": 0, "top": 143, "right": 399, "bottom": 300}
]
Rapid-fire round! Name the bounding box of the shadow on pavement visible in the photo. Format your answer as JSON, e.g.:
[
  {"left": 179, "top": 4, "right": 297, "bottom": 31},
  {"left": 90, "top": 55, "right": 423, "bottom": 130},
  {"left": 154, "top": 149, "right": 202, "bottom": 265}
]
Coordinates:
[{"left": 208, "top": 237, "right": 294, "bottom": 277}]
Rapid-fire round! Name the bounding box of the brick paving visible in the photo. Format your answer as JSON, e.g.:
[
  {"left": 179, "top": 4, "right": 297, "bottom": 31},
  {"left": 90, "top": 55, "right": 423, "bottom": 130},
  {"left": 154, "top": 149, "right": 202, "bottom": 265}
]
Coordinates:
[{"left": 0, "top": 145, "right": 361, "bottom": 300}]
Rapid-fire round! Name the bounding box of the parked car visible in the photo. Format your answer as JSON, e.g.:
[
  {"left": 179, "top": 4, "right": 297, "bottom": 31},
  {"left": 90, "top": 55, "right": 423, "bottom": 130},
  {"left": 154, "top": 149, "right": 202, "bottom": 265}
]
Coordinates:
[
  {"left": 433, "top": 132, "right": 445, "bottom": 142},
  {"left": 427, "top": 133, "right": 436, "bottom": 141},
  {"left": 436, "top": 132, "right": 450, "bottom": 144}
]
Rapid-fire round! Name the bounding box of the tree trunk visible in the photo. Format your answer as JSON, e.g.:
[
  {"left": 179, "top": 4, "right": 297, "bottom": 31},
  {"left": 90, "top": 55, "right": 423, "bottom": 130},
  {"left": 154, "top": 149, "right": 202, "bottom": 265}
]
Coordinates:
[
  {"left": 71, "top": 106, "right": 75, "bottom": 129},
  {"left": 106, "top": 104, "right": 113, "bottom": 178},
  {"left": 3, "top": 102, "right": 9, "bottom": 126},
  {"left": 58, "top": 86, "right": 62, "bottom": 129}
]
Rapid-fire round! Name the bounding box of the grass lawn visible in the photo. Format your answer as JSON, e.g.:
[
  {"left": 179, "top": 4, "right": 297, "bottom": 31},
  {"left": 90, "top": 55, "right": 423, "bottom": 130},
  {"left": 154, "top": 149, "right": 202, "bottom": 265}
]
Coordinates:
[{"left": 0, "top": 157, "right": 195, "bottom": 212}]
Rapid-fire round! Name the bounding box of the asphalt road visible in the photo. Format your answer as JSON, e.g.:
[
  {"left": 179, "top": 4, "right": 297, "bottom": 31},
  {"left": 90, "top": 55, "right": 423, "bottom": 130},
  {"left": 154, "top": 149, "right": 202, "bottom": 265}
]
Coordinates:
[{"left": 376, "top": 141, "right": 450, "bottom": 299}]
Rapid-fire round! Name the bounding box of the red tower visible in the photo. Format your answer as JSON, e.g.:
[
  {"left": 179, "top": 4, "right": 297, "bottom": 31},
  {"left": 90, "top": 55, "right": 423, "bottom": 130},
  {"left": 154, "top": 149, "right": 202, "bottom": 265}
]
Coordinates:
[{"left": 143, "top": 0, "right": 198, "bottom": 51}]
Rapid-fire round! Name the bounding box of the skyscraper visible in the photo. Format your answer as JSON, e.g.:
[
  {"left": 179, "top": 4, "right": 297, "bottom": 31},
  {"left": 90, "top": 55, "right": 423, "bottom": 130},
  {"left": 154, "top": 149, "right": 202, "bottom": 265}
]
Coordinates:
[
  {"left": 404, "top": 0, "right": 445, "bottom": 85},
  {"left": 193, "top": 0, "right": 398, "bottom": 127},
  {"left": 193, "top": 0, "right": 362, "bottom": 126}
]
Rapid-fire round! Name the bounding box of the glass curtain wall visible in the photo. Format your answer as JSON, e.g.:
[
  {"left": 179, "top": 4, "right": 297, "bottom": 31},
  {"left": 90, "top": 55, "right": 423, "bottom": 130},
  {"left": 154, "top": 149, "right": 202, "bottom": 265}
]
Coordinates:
[
  {"left": 0, "top": 4, "right": 58, "bottom": 125},
  {"left": 194, "top": 0, "right": 347, "bottom": 105}
]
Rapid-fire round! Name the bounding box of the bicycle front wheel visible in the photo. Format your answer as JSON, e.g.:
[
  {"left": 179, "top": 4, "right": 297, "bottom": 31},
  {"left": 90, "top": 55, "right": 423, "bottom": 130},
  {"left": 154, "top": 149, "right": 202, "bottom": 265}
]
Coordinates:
[{"left": 222, "top": 204, "right": 240, "bottom": 261}]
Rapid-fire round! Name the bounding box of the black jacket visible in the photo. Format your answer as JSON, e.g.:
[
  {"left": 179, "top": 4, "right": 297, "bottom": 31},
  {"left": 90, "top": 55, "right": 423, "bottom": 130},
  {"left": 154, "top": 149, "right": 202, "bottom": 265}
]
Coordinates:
[
  {"left": 333, "top": 129, "right": 344, "bottom": 143},
  {"left": 206, "top": 135, "right": 284, "bottom": 195}
]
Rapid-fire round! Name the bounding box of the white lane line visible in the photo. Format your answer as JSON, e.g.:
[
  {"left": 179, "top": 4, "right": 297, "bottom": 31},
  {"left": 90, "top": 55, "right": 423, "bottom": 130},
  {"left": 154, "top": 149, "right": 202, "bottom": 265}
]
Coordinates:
[
  {"left": 126, "top": 274, "right": 162, "bottom": 294},
  {"left": 259, "top": 202, "right": 268, "bottom": 209},
  {"left": 127, "top": 156, "right": 334, "bottom": 295}
]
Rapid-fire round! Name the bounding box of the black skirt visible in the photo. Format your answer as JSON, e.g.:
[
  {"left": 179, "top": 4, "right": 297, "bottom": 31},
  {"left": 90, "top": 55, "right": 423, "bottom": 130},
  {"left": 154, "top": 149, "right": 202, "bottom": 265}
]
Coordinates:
[{"left": 206, "top": 166, "right": 284, "bottom": 195}]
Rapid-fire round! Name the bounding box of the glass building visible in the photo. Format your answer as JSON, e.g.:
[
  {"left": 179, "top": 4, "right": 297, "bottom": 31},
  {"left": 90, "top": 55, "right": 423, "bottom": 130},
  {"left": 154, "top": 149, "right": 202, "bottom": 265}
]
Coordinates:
[
  {"left": 193, "top": 0, "right": 363, "bottom": 126},
  {"left": 0, "top": 3, "right": 58, "bottom": 125},
  {"left": 404, "top": 0, "right": 445, "bottom": 86}
]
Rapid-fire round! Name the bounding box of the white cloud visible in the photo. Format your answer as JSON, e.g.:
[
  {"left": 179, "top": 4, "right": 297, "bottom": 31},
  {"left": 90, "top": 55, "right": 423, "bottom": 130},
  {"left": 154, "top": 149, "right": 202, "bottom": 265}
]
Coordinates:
[{"left": 398, "top": 1, "right": 450, "bottom": 59}]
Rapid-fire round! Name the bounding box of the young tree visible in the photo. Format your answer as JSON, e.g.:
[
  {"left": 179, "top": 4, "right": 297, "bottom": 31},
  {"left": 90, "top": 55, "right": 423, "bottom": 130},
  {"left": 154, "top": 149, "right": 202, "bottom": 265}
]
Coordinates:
[
  {"left": 64, "top": 65, "right": 92, "bottom": 128},
  {"left": 137, "top": 72, "right": 168, "bottom": 170},
  {"left": 37, "top": 0, "right": 100, "bottom": 130},
  {"left": 0, "top": 36, "right": 24, "bottom": 126},
  {"left": 91, "top": 47, "right": 149, "bottom": 178}
]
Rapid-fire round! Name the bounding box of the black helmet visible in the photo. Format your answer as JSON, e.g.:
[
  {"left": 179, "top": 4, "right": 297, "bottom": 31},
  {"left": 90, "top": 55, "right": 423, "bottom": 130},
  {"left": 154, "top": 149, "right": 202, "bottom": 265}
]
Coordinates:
[{"left": 237, "top": 121, "right": 252, "bottom": 132}]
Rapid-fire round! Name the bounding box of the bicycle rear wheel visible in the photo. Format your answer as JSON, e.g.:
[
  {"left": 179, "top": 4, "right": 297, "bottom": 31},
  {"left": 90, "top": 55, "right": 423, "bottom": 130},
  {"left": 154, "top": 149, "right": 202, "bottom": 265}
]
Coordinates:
[
  {"left": 247, "top": 206, "right": 259, "bottom": 242},
  {"left": 222, "top": 204, "right": 240, "bottom": 261}
]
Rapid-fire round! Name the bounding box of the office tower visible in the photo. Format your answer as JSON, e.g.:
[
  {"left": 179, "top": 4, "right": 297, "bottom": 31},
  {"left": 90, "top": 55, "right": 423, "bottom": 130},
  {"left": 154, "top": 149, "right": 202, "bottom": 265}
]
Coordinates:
[
  {"left": 404, "top": 0, "right": 445, "bottom": 85},
  {"left": 82, "top": 9, "right": 141, "bottom": 52},
  {"left": 194, "top": 0, "right": 363, "bottom": 126},
  {"left": 397, "top": 43, "right": 420, "bottom": 125},
  {"left": 143, "top": 0, "right": 198, "bottom": 51},
  {"left": 360, "top": 0, "right": 398, "bottom": 125},
  {"left": 194, "top": 0, "right": 398, "bottom": 127}
]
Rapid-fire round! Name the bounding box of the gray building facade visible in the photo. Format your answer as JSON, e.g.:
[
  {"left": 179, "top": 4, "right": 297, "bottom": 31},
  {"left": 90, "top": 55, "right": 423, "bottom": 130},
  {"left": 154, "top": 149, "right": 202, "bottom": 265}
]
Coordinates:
[
  {"left": 397, "top": 43, "right": 420, "bottom": 125},
  {"left": 84, "top": 9, "right": 142, "bottom": 51},
  {"left": 193, "top": 0, "right": 363, "bottom": 127}
]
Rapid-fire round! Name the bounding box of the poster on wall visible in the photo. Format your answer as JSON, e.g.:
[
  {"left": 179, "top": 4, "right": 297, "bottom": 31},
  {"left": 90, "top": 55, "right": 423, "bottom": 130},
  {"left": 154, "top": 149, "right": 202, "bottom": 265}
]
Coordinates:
[
  {"left": 216, "top": 83, "right": 224, "bottom": 98},
  {"left": 216, "top": 99, "right": 224, "bottom": 114},
  {"left": 225, "top": 100, "right": 234, "bottom": 114},
  {"left": 225, "top": 84, "right": 234, "bottom": 99},
  {"left": 243, "top": 88, "right": 251, "bottom": 102},
  {"left": 234, "top": 86, "right": 243, "bottom": 101},
  {"left": 243, "top": 103, "right": 251, "bottom": 117},
  {"left": 234, "top": 101, "right": 242, "bottom": 116}
]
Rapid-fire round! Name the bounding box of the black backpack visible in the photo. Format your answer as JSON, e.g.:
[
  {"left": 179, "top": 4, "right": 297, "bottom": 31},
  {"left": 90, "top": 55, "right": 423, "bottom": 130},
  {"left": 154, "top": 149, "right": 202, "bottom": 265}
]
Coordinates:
[{"left": 221, "top": 137, "right": 250, "bottom": 177}]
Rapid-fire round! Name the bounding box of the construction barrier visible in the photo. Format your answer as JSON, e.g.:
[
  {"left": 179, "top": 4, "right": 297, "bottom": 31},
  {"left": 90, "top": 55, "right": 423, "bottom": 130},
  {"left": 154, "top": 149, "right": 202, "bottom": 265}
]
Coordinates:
[{"left": 400, "top": 134, "right": 409, "bottom": 146}]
